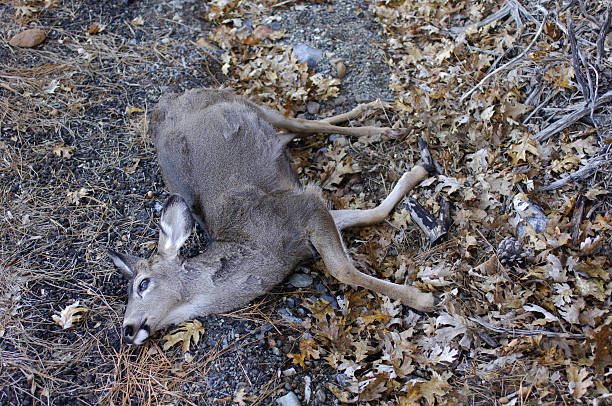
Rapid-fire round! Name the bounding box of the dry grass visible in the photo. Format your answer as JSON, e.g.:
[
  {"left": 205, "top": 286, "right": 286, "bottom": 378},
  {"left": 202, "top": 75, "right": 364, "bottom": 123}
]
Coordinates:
[{"left": 1, "top": 0, "right": 611, "bottom": 404}]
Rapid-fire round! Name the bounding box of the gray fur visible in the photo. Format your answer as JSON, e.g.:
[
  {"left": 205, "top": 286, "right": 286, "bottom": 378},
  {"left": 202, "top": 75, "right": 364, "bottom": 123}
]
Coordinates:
[{"left": 110, "top": 88, "right": 436, "bottom": 345}]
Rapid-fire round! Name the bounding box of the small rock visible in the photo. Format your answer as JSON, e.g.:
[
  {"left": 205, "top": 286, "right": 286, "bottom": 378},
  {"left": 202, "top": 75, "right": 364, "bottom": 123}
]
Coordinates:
[
  {"left": 315, "top": 388, "right": 326, "bottom": 403},
  {"left": 292, "top": 43, "right": 323, "bottom": 69},
  {"left": 288, "top": 273, "right": 313, "bottom": 288},
  {"left": 334, "top": 96, "right": 347, "bottom": 106},
  {"left": 304, "top": 376, "right": 312, "bottom": 404},
  {"left": 335, "top": 61, "right": 347, "bottom": 78},
  {"left": 355, "top": 93, "right": 371, "bottom": 103},
  {"left": 272, "top": 347, "right": 281, "bottom": 356},
  {"left": 282, "top": 367, "right": 296, "bottom": 377},
  {"left": 277, "top": 391, "right": 301, "bottom": 406},
  {"left": 306, "top": 101, "right": 320, "bottom": 115},
  {"left": 350, "top": 184, "right": 364, "bottom": 194},
  {"left": 9, "top": 28, "right": 46, "bottom": 48}
]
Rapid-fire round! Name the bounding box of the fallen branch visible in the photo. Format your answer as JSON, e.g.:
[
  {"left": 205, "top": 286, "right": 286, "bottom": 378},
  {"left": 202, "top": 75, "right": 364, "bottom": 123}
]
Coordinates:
[
  {"left": 404, "top": 199, "right": 447, "bottom": 245},
  {"left": 540, "top": 157, "right": 607, "bottom": 191},
  {"left": 535, "top": 89, "right": 612, "bottom": 142},
  {"left": 597, "top": 8, "right": 611, "bottom": 65},
  {"left": 469, "top": 316, "right": 585, "bottom": 339},
  {"left": 460, "top": 11, "right": 548, "bottom": 103},
  {"left": 567, "top": 14, "right": 591, "bottom": 101}
]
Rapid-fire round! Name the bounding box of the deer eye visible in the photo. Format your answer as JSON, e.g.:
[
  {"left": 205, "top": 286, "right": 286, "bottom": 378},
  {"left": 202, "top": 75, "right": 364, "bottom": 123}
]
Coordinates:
[{"left": 138, "top": 278, "right": 150, "bottom": 294}]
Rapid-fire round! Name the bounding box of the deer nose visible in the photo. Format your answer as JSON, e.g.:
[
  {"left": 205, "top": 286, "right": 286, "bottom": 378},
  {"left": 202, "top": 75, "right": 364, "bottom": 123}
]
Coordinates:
[{"left": 123, "top": 324, "right": 135, "bottom": 341}]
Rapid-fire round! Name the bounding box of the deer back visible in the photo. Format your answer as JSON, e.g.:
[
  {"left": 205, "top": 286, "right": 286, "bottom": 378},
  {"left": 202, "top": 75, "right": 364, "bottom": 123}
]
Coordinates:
[{"left": 149, "top": 88, "right": 301, "bottom": 240}]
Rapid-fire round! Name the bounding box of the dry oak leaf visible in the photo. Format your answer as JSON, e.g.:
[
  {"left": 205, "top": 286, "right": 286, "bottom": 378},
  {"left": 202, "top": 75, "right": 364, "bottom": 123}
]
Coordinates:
[
  {"left": 14, "top": 5, "right": 38, "bottom": 18},
  {"left": 566, "top": 365, "right": 593, "bottom": 399},
  {"left": 9, "top": 28, "right": 46, "bottom": 48},
  {"left": 126, "top": 105, "right": 144, "bottom": 115},
  {"left": 359, "top": 373, "right": 389, "bottom": 401},
  {"left": 507, "top": 135, "right": 539, "bottom": 165},
  {"left": 162, "top": 320, "right": 205, "bottom": 353},
  {"left": 86, "top": 22, "right": 105, "bottom": 34},
  {"left": 131, "top": 16, "right": 144, "bottom": 26},
  {"left": 588, "top": 323, "right": 612, "bottom": 373},
  {"left": 52, "top": 143, "right": 75, "bottom": 158},
  {"left": 551, "top": 154, "right": 580, "bottom": 173},
  {"left": 52, "top": 301, "right": 88, "bottom": 329},
  {"left": 233, "top": 387, "right": 249, "bottom": 406},
  {"left": 502, "top": 101, "right": 533, "bottom": 121},
  {"left": 288, "top": 337, "right": 320, "bottom": 367}
]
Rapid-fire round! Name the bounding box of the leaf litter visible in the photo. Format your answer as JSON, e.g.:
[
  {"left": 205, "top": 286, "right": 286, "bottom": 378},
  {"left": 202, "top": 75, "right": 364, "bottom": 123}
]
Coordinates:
[{"left": 0, "top": 0, "right": 611, "bottom": 404}]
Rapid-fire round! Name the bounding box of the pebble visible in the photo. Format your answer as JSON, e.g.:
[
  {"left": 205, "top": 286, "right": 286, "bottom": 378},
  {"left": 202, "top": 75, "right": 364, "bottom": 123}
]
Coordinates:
[
  {"left": 288, "top": 273, "right": 313, "bottom": 288},
  {"left": 9, "top": 28, "right": 46, "bottom": 48},
  {"left": 292, "top": 43, "right": 323, "bottom": 69},
  {"left": 315, "top": 388, "right": 326, "bottom": 403},
  {"left": 306, "top": 101, "right": 320, "bottom": 115},
  {"left": 282, "top": 367, "right": 296, "bottom": 377},
  {"left": 355, "top": 93, "right": 371, "bottom": 103},
  {"left": 303, "top": 376, "right": 312, "bottom": 404},
  {"left": 335, "top": 61, "right": 347, "bottom": 78},
  {"left": 334, "top": 96, "right": 347, "bottom": 106},
  {"left": 277, "top": 391, "right": 301, "bottom": 406}
]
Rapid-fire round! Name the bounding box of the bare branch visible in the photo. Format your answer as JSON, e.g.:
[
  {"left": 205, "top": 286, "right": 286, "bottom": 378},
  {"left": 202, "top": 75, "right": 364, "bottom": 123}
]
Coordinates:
[{"left": 460, "top": 11, "right": 548, "bottom": 103}]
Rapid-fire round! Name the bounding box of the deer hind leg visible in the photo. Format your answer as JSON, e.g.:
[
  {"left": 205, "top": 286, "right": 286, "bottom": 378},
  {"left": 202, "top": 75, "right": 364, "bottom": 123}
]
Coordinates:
[
  {"left": 253, "top": 100, "right": 406, "bottom": 139},
  {"left": 307, "top": 207, "right": 436, "bottom": 312},
  {"left": 331, "top": 165, "right": 428, "bottom": 230}
]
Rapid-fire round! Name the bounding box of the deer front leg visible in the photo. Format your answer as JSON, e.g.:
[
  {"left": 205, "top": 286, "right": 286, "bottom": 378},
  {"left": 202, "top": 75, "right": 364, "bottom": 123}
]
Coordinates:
[
  {"left": 331, "top": 165, "right": 428, "bottom": 230},
  {"left": 307, "top": 209, "right": 436, "bottom": 312}
]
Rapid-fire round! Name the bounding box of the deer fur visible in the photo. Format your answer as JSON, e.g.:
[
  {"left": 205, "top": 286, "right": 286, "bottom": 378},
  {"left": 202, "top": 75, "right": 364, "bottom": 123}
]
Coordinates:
[{"left": 108, "top": 88, "right": 437, "bottom": 345}]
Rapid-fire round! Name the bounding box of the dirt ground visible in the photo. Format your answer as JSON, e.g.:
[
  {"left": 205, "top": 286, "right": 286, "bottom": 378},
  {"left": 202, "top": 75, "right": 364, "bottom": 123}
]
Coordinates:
[{"left": 1, "top": 0, "right": 611, "bottom": 405}]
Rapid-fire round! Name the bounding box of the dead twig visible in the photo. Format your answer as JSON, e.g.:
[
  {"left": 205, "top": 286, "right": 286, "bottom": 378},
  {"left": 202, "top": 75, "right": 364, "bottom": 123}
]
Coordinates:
[
  {"left": 469, "top": 316, "right": 585, "bottom": 339},
  {"left": 460, "top": 10, "right": 548, "bottom": 103},
  {"left": 535, "top": 89, "right": 612, "bottom": 142},
  {"left": 597, "top": 8, "right": 611, "bottom": 65},
  {"left": 540, "top": 157, "right": 607, "bottom": 191},
  {"left": 567, "top": 14, "right": 591, "bottom": 101}
]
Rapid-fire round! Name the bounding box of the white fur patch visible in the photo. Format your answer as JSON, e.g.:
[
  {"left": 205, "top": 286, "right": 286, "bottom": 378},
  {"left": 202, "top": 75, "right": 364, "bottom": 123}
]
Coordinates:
[{"left": 133, "top": 328, "right": 150, "bottom": 346}]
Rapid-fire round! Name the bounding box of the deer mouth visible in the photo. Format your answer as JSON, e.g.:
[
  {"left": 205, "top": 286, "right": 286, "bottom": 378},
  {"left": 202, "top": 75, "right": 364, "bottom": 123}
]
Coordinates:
[
  {"left": 123, "top": 321, "right": 151, "bottom": 346},
  {"left": 131, "top": 324, "right": 150, "bottom": 345}
]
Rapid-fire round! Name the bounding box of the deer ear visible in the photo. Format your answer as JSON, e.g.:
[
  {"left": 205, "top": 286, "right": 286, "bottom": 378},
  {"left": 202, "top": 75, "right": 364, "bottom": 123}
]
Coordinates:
[
  {"left": 108, "top": 249, "right": 140, "bottom": 279},
  {"left": 158, "top": 195, "right": 194, "bottom": 258}
]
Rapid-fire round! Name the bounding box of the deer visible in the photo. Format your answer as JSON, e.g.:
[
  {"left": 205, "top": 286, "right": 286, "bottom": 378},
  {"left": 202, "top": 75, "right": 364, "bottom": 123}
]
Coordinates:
[{"left": 108, "top": 88, "right": 439, "bottom": 345}]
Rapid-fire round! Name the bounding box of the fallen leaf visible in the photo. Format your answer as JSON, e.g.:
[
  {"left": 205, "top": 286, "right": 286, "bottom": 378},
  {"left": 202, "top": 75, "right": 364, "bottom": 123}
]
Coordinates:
[
  {"left": 52, "top": 301, "right": 88, "bottom": 329},
  {"left": 86, "top": 22, "right": 105, "bottom": 34},
  {"left": 566, "top": 365, "right": 592, "bottom": 399},
  {"left": 131, "top": 16, "right": 144, "bottom": 26},
  {"left": 14, "top": 5, "right": 38, "bottom": 18},
  {"left": 428, "top": 345, "right": 459, "bottom": 364},
  {"left": 162, "top": 320, "right": 205, "bottom": 353},
  {"left": 588, "top": 323, "right": 612, "bottom": 373},
  {"left": 67, "top": 188, "right": 93, "bottom": 205},
  {"left": 507, "top": 135, "right": 539, "bottom": 165},
  {"left": 52, "top": 143, "right": 75, "bottom": 158},
  {"left": 551, "top": 154, "right": 581, "bottom": 173},
  {"left": 233, "top": 387, "right": 249, "bottom": 406},
  {"left": 126, "top": 105, "right": 144, "bottom": 115},
  {"left": 419, "top": 372, "right": 451, "bottom": 404}
]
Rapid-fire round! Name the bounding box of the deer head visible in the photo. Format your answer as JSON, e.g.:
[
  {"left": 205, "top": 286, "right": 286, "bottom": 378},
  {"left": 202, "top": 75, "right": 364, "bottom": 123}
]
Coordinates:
[{"left": 108, "top": 195, "right": 195, "bottom": 345}]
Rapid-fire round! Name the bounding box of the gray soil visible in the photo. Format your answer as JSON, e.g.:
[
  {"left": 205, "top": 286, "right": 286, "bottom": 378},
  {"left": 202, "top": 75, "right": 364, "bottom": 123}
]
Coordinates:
[{"left": 0, "top": 0, "right": 396, "bottom": 404}]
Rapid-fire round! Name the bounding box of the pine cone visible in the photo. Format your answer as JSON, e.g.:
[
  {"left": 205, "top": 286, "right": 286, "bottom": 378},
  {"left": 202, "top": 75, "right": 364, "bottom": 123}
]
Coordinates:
[{"left": 497, "top": 237, "right": 531, "bottom": 265}]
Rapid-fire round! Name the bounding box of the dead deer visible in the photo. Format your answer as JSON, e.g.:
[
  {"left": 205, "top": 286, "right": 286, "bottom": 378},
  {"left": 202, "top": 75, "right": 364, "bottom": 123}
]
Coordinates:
[{"left": 108, "top": 88, "right": 438, "bottom": 345}]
